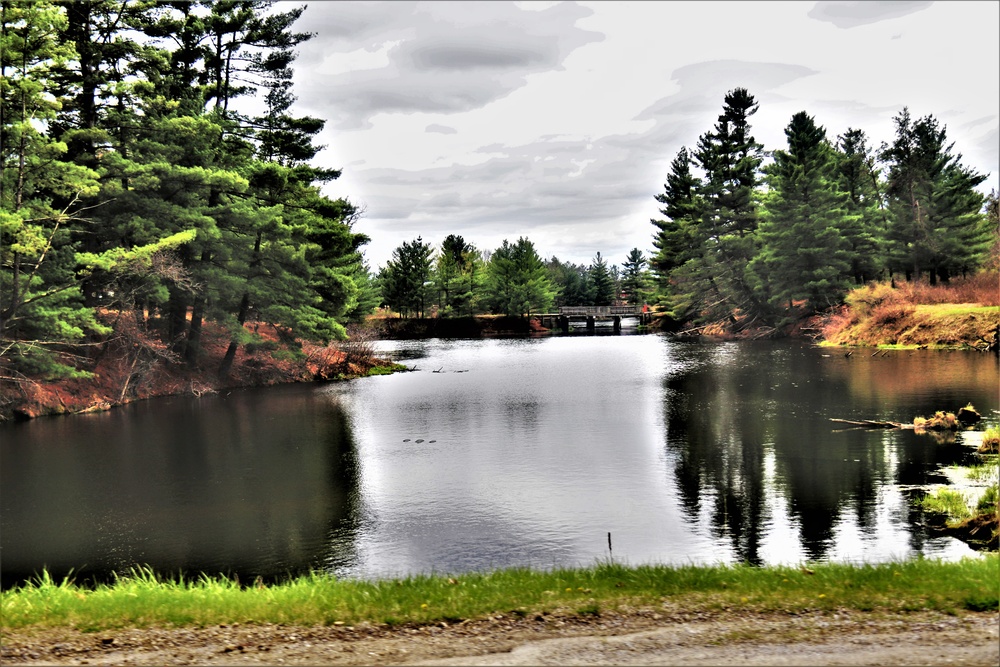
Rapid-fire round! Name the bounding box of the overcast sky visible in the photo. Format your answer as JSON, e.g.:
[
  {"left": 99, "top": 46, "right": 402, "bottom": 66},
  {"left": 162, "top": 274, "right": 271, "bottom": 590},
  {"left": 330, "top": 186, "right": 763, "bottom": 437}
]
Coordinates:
[{"left": 281, "top": 1, "right": 999, "bottom": 270}]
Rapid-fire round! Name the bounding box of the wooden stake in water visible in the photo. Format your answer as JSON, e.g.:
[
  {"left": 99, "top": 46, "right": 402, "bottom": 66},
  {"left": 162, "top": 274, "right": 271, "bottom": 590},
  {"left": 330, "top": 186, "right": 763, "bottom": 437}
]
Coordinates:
[{"left": 607, "top": 532, "right": 612, "bottom": 560}]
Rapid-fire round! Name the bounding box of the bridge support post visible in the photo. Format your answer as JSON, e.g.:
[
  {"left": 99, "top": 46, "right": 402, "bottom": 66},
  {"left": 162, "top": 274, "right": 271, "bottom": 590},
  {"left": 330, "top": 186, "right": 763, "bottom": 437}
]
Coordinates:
[
  {"left": 559, "top": 315, "right": 569, "bottom": 333},
  {"left": 613, "top": 315, "right": 621, "bottom": 333},
  {"left": 586, "top": 316, "right": 595, "bottom": 332}
]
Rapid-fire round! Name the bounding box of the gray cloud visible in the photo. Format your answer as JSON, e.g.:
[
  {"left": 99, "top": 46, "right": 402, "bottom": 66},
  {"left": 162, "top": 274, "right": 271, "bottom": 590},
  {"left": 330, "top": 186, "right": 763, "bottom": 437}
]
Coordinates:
[
  {"left": 296, "top": 2, "right": 603, "bottom": 129},
  {"left": 407, "top": 41, "right": 552, "bottom": 71},
  {"left": 971, "top": 127, "right": 998, "bottom": 180},
  {"left": 425, "top": 124, "right": 458, "bottom": 134},
  {"left": 807, "top": 1, "right": 933, "bottom": 28},
  {"left": 637, "top": 60, "right": 818, "bottom": 122},
  {"left": 961, "top": 115, "right": 998, "bottom": 131},
  {"left": 351, "top": 58, "right": 836, "bottom": 267}
]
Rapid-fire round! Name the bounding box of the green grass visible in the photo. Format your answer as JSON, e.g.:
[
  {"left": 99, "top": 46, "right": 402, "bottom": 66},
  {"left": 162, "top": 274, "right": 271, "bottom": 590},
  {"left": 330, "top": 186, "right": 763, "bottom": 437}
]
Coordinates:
[
  {"left": 921, "top": 489, "right": 975, "bottom": 521},
  {"left": 913, "top": 304, "right": 1000, "bottom": 317},
  {"left": 362, "top": 363, "right": 408, "bottom": 376},
  {"left": 2, "top": 559, "right": 997, "bottom": 632},
  {"left": 967, "top": 456, "right": 1000, "bottom": 483}
]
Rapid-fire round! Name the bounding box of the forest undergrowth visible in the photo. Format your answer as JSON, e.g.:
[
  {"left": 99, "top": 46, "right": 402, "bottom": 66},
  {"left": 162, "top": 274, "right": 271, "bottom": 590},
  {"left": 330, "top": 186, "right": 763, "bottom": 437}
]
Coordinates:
[{"left": 0, "top": 315, "right": 399, "bottom": 421}]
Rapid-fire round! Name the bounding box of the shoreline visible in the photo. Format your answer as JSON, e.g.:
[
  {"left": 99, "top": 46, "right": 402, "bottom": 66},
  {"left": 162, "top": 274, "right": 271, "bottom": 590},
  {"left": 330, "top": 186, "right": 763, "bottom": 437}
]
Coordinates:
[{"left": 4, "top": 289, "right": 998, "bottom": 423}]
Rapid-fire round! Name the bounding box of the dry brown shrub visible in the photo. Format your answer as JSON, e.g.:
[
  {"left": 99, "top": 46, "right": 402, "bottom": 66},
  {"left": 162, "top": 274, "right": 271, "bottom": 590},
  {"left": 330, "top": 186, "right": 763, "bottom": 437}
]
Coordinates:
[
  {"left": 844, "top": 282, "right": 903, "bottom": 316},
  {"left": 869, "top": 302, "right": 916, "bottom": 326},
  {"left": 899, "top": 273, "right": 1000, "bottom": 306}
]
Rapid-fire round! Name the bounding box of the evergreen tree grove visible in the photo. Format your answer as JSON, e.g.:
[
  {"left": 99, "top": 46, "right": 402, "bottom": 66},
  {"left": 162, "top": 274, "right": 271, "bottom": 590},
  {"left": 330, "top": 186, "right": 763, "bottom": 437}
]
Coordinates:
[
  {"left": 751, "top": 111, "right": 852, "bottom": 315},
  {"left": 881, "top": 109, "right": 989, "bottom": 284},
  {"left": 485, "top": 237, "right": 554, "bottom": 317},
  {"left": 1, "top": 0, "right": 369, "bottom": 380},
  {"left": 648, "top": 95, "right": 994, "bottom": 330}
]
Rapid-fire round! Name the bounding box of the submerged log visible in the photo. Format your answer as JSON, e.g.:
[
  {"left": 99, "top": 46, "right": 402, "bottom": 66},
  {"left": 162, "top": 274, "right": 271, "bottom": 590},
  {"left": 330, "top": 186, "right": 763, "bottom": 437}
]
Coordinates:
[
  {"left": 832, "top": 410, "right": 965, "bottom": 432},
  {"left": 830, "top": 418, "right": 909, "bottom": 429}
]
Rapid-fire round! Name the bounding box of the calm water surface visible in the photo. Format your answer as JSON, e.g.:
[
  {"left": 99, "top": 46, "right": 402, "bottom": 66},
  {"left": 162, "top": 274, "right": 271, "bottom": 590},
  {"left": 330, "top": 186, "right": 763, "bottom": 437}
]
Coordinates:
[{"left": 2, "top": 335, "right": 997, "bottom": 587}]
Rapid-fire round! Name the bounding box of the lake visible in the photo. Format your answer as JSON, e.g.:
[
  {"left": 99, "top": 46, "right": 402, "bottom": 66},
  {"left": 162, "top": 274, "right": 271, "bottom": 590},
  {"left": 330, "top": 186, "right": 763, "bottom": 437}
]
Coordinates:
[{"left": 2, "top": 334, "right": 997, "bottom": 588}]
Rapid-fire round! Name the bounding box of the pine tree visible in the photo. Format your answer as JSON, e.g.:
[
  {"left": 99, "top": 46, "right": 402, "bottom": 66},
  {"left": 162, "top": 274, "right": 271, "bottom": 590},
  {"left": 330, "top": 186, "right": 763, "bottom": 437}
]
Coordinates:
[
  {"left": 751, "top": 111, "right": 851, "bottom": 314},
  {"left": 588, "top": 252, "right": 616, "bottom": 306},
  {"left": 881, "top": 109, "right": 989, "bottom": 283},
  {"left": 691, "top": 88, "right": 765, "bottom": 321},
  {"left": 545, "top": 257, "right": 590, "bottom": 307},
  {"left": 485, "top": 237, "right": 554, "bottom": 317},
  {"left": 0, "top": 0, "right": 105, "bottom": 376},
  {"left": 651, "top": 146, "right": 701, "bottom": 278},
  {"left": 620, "top": 248, "right": 650, "bottom": 306},
  {"left": 380, "top": 237, "right": 433, "bottom": 318},
  {"left": 835, "top": 128, "right": 886, "bottom": 283},
  {"left": 434, "top": 234, "right": 482, "bottom": 316}
]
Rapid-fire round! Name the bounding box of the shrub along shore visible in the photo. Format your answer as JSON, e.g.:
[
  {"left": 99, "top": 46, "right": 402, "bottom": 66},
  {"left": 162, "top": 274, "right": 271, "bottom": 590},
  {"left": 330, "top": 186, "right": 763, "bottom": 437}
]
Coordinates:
[
  {"left": 1, "top": 558, "right": 997, "bottom": 632},
  {"left": 818, "top": 275, "right": 1000, "bottom": 350}
]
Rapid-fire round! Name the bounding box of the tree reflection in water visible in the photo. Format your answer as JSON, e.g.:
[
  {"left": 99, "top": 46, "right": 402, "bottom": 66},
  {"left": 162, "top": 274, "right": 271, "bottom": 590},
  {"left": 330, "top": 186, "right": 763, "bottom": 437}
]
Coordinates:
[{"left": 662, "top": 341, "right": 992, "bottom": 563}]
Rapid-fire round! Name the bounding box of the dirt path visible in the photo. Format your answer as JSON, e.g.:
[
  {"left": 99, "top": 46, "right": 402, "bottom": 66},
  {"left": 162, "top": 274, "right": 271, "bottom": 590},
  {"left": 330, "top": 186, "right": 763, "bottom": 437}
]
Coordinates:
[{"left": 3, "top": 609, "right": 998, "bottom": 666}]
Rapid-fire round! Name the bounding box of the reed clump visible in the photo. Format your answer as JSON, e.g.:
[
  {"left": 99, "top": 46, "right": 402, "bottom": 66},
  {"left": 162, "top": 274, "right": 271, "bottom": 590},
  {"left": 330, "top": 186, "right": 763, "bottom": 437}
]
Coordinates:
[{"left": 980, "top": 427, "right": 1000, "bottom": 454}]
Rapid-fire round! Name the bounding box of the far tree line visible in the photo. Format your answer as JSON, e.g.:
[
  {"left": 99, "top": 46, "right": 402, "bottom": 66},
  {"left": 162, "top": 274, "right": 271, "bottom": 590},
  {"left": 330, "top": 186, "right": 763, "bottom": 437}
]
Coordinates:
[
  {"left": 378, "top": 89, "right": 996, "bottom": 326},
  {"left": 376, "top": 236, "right": 652, "bottom": 318}
]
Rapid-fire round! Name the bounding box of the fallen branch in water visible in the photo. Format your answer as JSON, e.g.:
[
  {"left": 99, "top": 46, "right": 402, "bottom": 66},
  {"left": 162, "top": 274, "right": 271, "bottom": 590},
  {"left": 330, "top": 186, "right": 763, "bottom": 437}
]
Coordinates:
[
  {"left": 830, "top": 418, "right": 910, "bottom": 429},
  {"left": 832, "top": 407, "right": 979, "bottom": 432}
]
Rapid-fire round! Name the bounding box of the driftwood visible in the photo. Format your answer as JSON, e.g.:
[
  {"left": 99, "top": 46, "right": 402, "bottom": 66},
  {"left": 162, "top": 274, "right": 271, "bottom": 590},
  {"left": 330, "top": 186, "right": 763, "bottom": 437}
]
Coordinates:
[
  {"left": 830, "top": 418, "right": 910, "bottom": 429},
  {"left": 832, "top": 407, "right": 974, "bottom": 432}
]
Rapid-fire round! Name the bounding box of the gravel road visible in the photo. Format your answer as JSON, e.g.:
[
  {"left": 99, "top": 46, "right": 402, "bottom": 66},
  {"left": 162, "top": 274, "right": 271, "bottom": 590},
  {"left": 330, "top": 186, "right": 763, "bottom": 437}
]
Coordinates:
[{"left": 2, "top": 609, "right": 997, "bottom": 666}]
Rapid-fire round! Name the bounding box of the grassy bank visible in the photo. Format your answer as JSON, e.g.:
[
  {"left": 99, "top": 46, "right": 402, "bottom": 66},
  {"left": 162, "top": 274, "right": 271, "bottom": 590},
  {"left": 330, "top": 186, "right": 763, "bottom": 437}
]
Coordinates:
[
  {"left": 2, "top": 559, "right": 997, "bottom": 632},
  {"left": 821, "top": 274, "right": 1000, "bottom": 349}
]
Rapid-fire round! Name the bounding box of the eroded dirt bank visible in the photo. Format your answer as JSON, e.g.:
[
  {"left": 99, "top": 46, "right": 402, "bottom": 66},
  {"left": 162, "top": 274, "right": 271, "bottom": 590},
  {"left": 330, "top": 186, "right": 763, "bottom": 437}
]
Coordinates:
[{"left": 3, "top": 609, "right": 998, "bottom": 666}]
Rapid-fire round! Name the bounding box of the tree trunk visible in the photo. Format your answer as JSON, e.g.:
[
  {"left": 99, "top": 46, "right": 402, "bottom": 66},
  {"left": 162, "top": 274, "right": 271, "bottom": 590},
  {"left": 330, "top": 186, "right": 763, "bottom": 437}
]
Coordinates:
[
  {"left": 185, "top": 295, "right": 205, "bottom": 368},
  {"left": 218, "top": 292, "right": 250, "bottom": 378}
]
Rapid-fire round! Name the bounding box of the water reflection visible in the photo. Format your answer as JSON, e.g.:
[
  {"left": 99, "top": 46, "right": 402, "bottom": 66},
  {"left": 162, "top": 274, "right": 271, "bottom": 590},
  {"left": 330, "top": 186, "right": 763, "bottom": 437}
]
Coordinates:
[
  {"left": 1, "top": 385, "right": 362, "bottom": 587},
  {"left": 663, "top": 342, "right": 996, "bottom": 564}
]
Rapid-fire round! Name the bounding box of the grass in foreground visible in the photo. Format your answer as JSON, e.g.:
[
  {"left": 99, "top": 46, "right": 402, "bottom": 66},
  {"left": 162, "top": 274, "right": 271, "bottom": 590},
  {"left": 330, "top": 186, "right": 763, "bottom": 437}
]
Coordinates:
[{"left": 2, "top": 558, "right": 997, "bottom": 632}]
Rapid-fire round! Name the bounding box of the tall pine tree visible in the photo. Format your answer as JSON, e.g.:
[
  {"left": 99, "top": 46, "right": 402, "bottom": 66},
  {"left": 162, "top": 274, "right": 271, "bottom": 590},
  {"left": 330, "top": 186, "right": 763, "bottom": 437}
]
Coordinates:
[
  {"left": 751, "top": 111, "right": 851, "bottom": 314},
  {"left": 691, "top": 88, "right": 765, "bottom": 322},
  {"left": 835, "top": 127, "right": 886, "bottom": 283},
  {"left": 881, "top": 109, "right": 989, "bottom": 283}
]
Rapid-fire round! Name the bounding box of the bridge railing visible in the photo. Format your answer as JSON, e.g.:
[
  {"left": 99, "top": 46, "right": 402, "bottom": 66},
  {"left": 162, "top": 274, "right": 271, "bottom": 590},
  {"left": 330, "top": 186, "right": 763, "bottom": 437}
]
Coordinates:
[{"left": 558, "top": 305, "right": 641, "bottom": 316}]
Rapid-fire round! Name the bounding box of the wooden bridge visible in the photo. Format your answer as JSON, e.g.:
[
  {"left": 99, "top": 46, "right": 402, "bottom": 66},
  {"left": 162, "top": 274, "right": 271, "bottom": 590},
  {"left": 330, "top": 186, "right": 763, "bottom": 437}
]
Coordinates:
[{"left": 536, "top": 305, "right": 652, "bottom": 333}]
